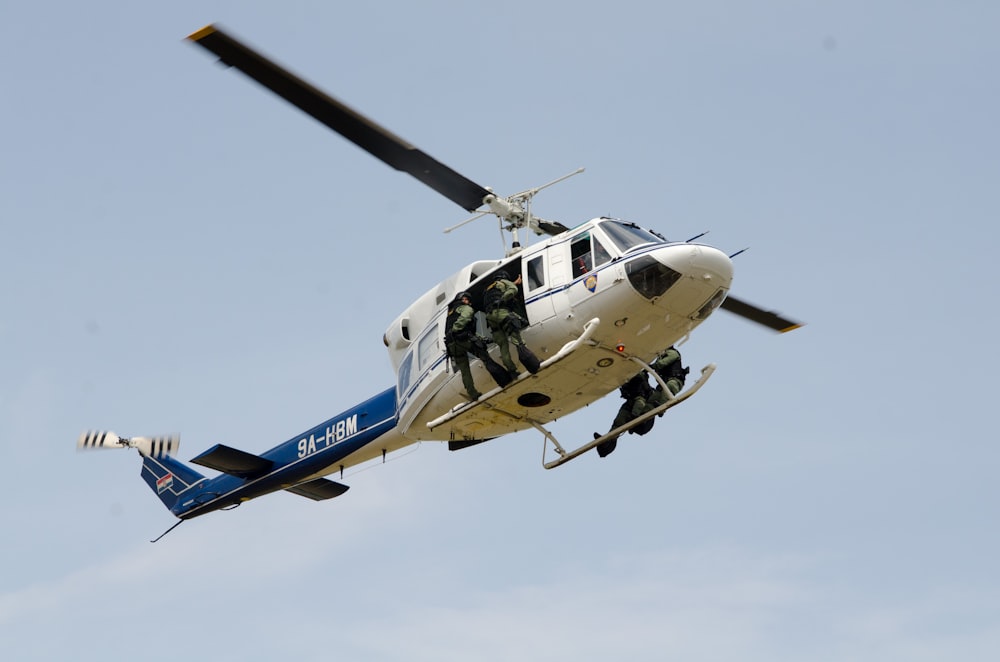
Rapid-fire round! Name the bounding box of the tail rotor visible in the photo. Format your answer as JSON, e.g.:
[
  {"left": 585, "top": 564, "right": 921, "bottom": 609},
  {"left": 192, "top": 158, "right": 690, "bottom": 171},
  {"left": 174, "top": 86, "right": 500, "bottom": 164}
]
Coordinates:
[{"left": 77, "top": 431, "right": 179, "bottom": 458}]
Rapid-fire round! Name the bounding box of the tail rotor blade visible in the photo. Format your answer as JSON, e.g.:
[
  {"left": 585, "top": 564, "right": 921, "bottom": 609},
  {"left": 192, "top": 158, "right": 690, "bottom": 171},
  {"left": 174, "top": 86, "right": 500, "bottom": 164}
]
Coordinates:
[
  {"left": 132, "top": 435, "right": 181, "bottom": 458},
  {"left": 78, "top": 430, "right": 126, "bottom": 451},
  {"left": 77, "top": 431, "right": 180, "bottom": 458}
]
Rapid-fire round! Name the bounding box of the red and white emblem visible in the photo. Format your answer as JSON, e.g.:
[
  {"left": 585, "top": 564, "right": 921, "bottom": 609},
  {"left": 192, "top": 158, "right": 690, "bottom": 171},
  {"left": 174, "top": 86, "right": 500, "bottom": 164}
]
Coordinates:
[{"left": 156, "top": 473, "right": 174, "bottom": 493}]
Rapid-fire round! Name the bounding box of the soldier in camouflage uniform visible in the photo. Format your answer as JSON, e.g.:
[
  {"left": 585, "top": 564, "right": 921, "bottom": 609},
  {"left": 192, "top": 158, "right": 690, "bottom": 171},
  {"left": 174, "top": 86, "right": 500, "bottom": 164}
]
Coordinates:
[
  {"left": 646, "top": 346, "right": 688, "bottom": 409},
  {"left": 594, "top": 373, "right": 653, "bottom": 458},
  {"left": 444, "top": 291, "right": 512, "bottom": 401},
  {"left": 594, "top": 346, "right": 688, "bottom": 457},
  {"left": 483, "top": 271, "right": 541, "bottom": 378}
]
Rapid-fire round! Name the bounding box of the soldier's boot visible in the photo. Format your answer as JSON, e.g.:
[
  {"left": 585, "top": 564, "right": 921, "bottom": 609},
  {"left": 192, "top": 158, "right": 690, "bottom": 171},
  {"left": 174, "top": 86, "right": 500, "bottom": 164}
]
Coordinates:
[
  {"left": 517, "top": 345, "right": 542, "bottom": 374},
  {"left": 501, "top": 357, "right": 518, "bottom": 376},
  {"left": 594, "top": 432, "right": 618, "bottom": 458},
  {"left": 483, "top": 358, "right": 514, "bottom": 388}
]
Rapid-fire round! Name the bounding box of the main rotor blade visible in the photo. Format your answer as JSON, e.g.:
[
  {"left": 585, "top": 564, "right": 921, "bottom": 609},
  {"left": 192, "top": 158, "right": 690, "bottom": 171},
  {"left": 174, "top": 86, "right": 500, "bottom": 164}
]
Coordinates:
[
  {"left": 720, "top": 295, "right": 804, "bottom": 333},
  {"left": 536, "top": 219, "right": 571, "bottom": 235},
  {"left": 187, "top": 24, "right": 491, "bottom": 212}
]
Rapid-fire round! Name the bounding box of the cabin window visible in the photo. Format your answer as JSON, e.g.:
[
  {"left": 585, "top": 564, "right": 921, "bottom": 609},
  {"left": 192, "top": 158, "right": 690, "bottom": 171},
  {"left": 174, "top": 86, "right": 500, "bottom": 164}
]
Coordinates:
[
  {"left": 526, "top": 255, "right": 545, "bottom": 292},
  {"left": 418, "top": 323, "right": 440, "bottom": 371},
  {"left": 397, "top": 351, "right": 414, "bottom": 395}
]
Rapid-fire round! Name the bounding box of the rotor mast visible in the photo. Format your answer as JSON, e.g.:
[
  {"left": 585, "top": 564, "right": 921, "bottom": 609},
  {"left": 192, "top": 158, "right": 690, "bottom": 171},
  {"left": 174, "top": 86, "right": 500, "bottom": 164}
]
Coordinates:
[{"left": 480, "top": 167, "right": 584, "bottom": 253}]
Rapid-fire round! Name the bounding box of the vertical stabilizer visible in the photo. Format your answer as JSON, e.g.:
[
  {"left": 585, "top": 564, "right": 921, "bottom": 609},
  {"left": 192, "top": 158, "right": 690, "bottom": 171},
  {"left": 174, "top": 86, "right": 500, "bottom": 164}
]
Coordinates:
[
  {"left": 79, "top": 430, "right": 205, "bottom": 515},
  {"left": 140, "top": 454, "right": 205, "bottom": 515}
]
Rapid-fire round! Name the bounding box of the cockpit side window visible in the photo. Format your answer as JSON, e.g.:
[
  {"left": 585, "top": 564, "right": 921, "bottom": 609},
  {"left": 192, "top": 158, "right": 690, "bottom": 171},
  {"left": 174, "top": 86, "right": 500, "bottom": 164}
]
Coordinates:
[
  {"left": 570, "top": 232, "right": 613, "bottom": 278},
  {"left": 570, "top": 233, "right": 594, "bottom": 278},
  {"left": 593, "top": 236, "right": 612, "bottom": 267}
]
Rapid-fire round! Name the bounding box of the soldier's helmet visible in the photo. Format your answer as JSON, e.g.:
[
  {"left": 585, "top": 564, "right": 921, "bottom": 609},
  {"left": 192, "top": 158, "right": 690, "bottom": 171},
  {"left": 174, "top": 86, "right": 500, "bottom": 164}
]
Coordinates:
[
  {"left": 495, "top": 271, "right": 509, "bottom": 281},
  {"left": 455, "top": 291, "right": 472, "bottom": 302}
]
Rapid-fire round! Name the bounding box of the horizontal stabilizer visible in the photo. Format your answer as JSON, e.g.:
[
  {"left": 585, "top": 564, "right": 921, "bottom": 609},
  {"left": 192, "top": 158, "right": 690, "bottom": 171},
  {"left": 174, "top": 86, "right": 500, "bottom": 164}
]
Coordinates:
[
  {"left": 285, "top": 478, "right": 350, "bottom": 501},
  {"left": 190, "top": 444, "right": 273, "bottom": 479}
]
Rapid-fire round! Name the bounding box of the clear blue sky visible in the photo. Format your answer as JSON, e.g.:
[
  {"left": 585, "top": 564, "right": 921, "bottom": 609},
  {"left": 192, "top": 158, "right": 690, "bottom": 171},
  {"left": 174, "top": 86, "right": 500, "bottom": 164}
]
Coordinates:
[{"left": 3, "top": 1, "right": 998, "bottom": 660}]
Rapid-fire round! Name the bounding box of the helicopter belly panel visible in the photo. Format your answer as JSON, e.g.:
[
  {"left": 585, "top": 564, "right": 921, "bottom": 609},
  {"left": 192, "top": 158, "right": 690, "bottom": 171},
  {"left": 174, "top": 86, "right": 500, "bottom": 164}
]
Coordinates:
[{"left": 407, "top": 333, "right": 654, "bottom": 442}]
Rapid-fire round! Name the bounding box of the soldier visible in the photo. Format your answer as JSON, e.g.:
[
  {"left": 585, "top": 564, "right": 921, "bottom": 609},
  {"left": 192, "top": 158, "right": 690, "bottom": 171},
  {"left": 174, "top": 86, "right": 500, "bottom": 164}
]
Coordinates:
[
  {"left": 594, "top": 372, "right": 653, "bottom": 458},
  {"left": 594, "top": 346, "right": 688, "bottom": 457},
  {"left": 444, "top": 291, "right": 512, "bottom": 401},
  {"left": 483, "top": 271, "right": 541, "bottom": 377},
  {"left": 646, "top": 346, "right": 689, "bottom": 411}
]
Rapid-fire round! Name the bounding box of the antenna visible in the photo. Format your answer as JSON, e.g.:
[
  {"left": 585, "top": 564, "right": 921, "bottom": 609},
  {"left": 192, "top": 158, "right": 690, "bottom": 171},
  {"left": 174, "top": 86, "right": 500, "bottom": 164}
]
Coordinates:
[{"left": 443, "top": 210, "right": 489, "bottom": 234}]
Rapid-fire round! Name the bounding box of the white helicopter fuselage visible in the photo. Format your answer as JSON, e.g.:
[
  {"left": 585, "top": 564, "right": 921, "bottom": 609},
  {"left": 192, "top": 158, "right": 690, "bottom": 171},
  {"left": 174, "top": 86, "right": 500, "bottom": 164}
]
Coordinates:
[{"left": 382, "top": 217, "right": 733, "bottom": 444}]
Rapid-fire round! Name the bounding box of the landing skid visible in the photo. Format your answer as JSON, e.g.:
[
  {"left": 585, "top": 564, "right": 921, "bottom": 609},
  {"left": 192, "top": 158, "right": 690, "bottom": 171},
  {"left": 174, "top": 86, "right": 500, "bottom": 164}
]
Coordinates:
[
  {"left": 539, "top": 363, "right": 716, "bottom": 469},
  {"left": 426, "top": 318, "right": 601, "bottom": 430}
]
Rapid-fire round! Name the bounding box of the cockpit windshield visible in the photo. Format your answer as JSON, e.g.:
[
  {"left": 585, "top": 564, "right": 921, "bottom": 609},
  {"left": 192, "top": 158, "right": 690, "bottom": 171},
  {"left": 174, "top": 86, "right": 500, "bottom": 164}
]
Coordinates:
[{"left": 599, "top": 220, "right": 666, "bottom": 254}]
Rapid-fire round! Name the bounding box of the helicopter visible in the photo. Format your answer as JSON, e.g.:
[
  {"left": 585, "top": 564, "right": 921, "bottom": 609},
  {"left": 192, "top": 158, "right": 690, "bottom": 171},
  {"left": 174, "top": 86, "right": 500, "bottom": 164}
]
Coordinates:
[{"left": 78, "top": 24, "right": 802, "bottom": 540}]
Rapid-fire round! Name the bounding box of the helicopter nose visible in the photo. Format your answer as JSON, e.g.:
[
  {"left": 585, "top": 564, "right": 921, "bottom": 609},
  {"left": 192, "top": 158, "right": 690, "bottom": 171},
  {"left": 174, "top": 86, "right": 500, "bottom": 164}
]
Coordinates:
[
  {"left": 664, "top": 244, "right": 732, "bottom": 318},
  {"left": 624, "top": 243, "right": 733, "bottom": 302},
  {"left": 649, "top": 243, "right": 733, "bottom": 286},
  {"left": 681, "top": 244, "right": 733, "bottom": 286}
]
